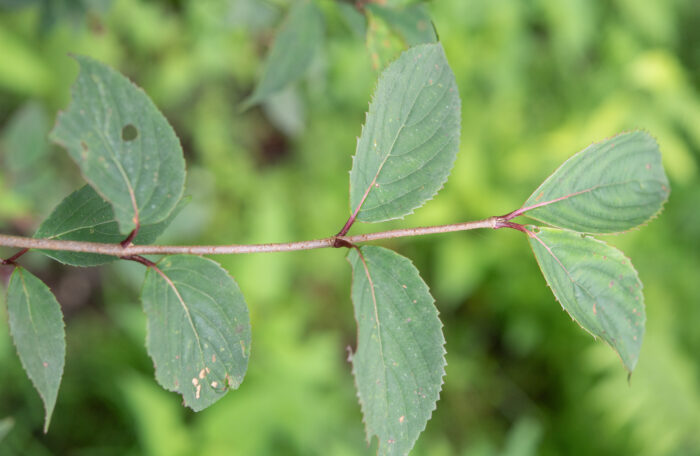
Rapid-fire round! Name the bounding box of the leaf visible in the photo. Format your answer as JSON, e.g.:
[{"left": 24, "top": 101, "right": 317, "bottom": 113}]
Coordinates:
[
  {"left": 527, "top": 226, "right": 644, "bottom": 372},
  {"left": 50, "top": 55, "right": 186, "bottom": 235},
  {"left": 349, "top": 43, "right": 461, "bottom": 223},
  {"left": 141, "top": 255, "right": 251, "bottom": 411},
  {"left": 0, "top": 101, "right": 59, "bottom": 212},
  {"left": 1, "top": 101, "right": 49, "bottom": 171},
  {"left": 337, "top": 2, "right": 366, "bottom": 38},
  {"left": 6, "top": 267, "right": 66, "bottom": 432},
  {"left": 241, "top": 1, "right": 324, "bottom": 110},
  {"left": 367, "top": 3, "right": 437, "bottom": 47},
  {"left": 347, "top": 246, "right": 445, "bottom": 455},
  {"left": 34, "top": 185, "right": 188, "bottom": 267},
  {"left": 366, "top": 8, "right": 406, "bottom": 71},
  {"left": 0, "top": 417, "right": 13, "bottom": 443},
  {"left": 521, "top": 131, "right": 670, "bottom": 233}
]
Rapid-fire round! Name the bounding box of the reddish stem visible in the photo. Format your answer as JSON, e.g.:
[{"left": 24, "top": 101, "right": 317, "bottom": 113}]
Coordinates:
[
  {"left": 122, "top": 255, "right": 157, "bottom": 268},
  {"left": 500, "top": 188, "right": 594, "bottom": 222},
  {"left": 120, "top": 224, "right": 140, "bottom": 248},
  {"left": 1, "top": 248, "right": 29, "bottom": 266},
  {"left": 336, "top": 215, "right": 356, "bottom": 237},
  {"left": 492, "top": 219, "right": 530, "bottom": 234}
]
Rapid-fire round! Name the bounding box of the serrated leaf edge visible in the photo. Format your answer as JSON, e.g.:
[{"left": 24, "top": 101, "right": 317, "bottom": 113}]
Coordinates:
[
  {"left": 348, "top": 42, "right": 461, "bottom": 225},
  {"left": 519, "top": 130, "right": 670, "bottom": 235},
  {"left": 525, "top": 226, "right": 645, "bottom": 373},
  {"left": 347, "top": 247, "right": 446, "bottom": 454},
  {"left": 6, "top": 267, "right": 66, "bottom": 432},
  {"left": 49, "top": 54, "right": 186, "bottom": 234}
]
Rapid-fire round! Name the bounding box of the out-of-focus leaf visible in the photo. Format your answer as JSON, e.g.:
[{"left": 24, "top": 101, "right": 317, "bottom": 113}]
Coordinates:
[
  {"left": 528, "top": 226, "right": 644, "bottom": 372},
  {"left": 262, "top": 87, "right": 306, "bottom": 138},
  {"left": 0, "top": 417, "right": 14, "bottom": 443},
  {"left": 367, "top": 3, "right": 436, "bottom": 46},
  {"left": 50, "top": 55, "right": 186, "bottom": 235},
  {"left": 6, "top": 267, "right": 66, "bottom": 432},
  {"left": 337, "top": 2, "right": 366, "bottom": 37},
  {"left": 348, "top": 246, "right": 445, "bottom": 455},
  {"left": 521, "top": 131, "right": 670, "bottom": 233},
  {"left": 34, "top": 185, "right": 188, "bottom": 267},
  {"left": 0, "top": 0, "right": 40, "bottom": 8},
  {"left": 241, "top": 1, "right": 323, "bottom": 109},
  {"left": 349, "top": 43, "right": 460, "bottom": 223},
  {"left": 0, "top": 101, "right": 58, "bottom": 212},
  {"left": 366, "top": 8, "right": 405, "bottom": 71},
  {"left": 141, "top": 255, "right": 251, "bottom": 411},
  {"left": 36, "top": 0, "right": 112, "bottom": 32},
  {"left": 1, "top": 101, "right": 49, "bottom": 171}
]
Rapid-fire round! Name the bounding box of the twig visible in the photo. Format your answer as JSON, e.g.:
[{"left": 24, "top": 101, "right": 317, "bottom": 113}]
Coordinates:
[{"left": 0, "top": 216, "right": 512, "bottom": 258}]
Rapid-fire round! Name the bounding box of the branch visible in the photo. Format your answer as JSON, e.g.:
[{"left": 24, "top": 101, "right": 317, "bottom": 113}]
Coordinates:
[{"left": 0, "top": 217, "right": 503, "bottom": 259}]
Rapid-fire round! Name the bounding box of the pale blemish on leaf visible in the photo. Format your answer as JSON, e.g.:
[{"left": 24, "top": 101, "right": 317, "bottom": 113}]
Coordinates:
[
  {"left": 348, "top": 246, "right": 446, "bottom": 455},
  {"left": 141, "top": 255, "right": 251, "bottom": 411}
]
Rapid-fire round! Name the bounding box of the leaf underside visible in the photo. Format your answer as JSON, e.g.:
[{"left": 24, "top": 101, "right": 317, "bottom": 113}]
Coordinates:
[
  {"left": 523, "top": 131, "right": 670, "bottom": 233},
  {"left": 242, "top": 1, "right": 323, "bottom": 109},
  {"left": 34, "top": 185, "right": 188, "bottom": 267},
  {"left": 50, "top": 55, "right": 186, "bottom": 235},
  {"left": 348, "top": 246, "right": 446, "bottom": 456},
  {"left": 6, "top": 267, "right": 66, "bottom": 432},
  {"left": 349, "top": 43, "right": 461, "bottom": 223},
  {"left": 141, "top": 255, "right": 251, "bottom": 411},
  {"left": 528, "top": 227, "right": 645, "bottom": 372}
]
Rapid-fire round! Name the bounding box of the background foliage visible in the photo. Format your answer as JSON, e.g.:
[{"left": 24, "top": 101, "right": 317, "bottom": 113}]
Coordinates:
[{"left": 0, "top": 0, "right": 699, "bottom": 454}]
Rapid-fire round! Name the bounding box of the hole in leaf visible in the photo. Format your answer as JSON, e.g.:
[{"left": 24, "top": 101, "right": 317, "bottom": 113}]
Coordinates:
[{"left": 121, "top": 124, "right": 138, "bottom": 142}]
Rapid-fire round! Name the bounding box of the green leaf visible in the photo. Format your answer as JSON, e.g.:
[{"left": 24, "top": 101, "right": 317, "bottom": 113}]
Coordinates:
[
  {"left": 241, "top": 1, "right": 323, "bottom": 109},
  {"left": 34, "top": 185, "right": 188, "bottom": 267},
  {"left": 50, "top": 55, "right": 186, "bottom": 235},
  {"left": 337, "top": 2, "right": 366, "bottom": 38},
  {"left": 0, "top": 417, "right": 13, "bottom": 443},
  {"left": 521, "top": 131, "right": 670, "bottom": 233},
  {"left": 349, "top": 43, "right": 460, "bottom": 223},
  {"left": 527, "top": 227, "right": 644, "bottom": 372},
  {"left": 6, "top": 267, "right": 66, "bottom": 432},
  {"left": 1, "top": 101, "right": 49, "bottom": 171},
  {"left": 366, "top": 8, "right": 406, "bottom": 71},
  {"left": 141, "top": 255, "right": 251, "bottom": 411},
  {"left": 367, "top": 4, "right": 437, "bottom": 47},
  {"left": 347, "top": 246, "right": 445, "bottom": 455}
]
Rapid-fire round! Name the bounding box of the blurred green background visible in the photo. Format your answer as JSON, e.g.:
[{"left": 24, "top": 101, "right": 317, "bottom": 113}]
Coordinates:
[{"left": 1, "top": 0, "right": 699, "bottom": 454}]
